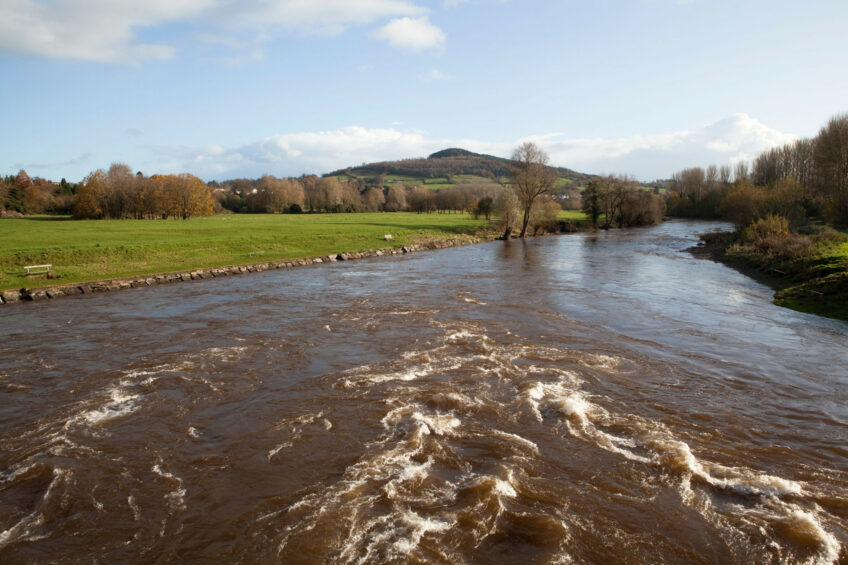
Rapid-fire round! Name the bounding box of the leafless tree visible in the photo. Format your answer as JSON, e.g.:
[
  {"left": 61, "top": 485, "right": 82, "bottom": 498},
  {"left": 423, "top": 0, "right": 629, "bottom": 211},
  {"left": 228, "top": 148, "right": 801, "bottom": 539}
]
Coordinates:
[
  {"left": 814, "top": 114, "right": 848, "bottom": 224},
  {"left": 509, "top": 142, "right": 558, "bottom": 237},
  {"left": 384, "top": 184, "right": 407, "bottom": 211}
]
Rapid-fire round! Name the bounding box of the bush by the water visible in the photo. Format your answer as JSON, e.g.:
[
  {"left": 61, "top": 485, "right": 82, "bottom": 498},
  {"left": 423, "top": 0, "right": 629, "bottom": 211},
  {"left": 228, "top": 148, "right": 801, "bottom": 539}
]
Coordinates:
[{"left": 737, "top": 215, "right": 814, "bottom": 261}]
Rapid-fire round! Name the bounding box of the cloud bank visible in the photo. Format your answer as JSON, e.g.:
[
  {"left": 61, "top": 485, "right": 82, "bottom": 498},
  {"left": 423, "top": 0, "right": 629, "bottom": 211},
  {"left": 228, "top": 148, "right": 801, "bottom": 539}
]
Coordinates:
[
  {"left": 148, "top": 114, "right": 797, "bottom": 181},
  {"left": 0, "top": 0, "right": 436, "bottom": 61}
]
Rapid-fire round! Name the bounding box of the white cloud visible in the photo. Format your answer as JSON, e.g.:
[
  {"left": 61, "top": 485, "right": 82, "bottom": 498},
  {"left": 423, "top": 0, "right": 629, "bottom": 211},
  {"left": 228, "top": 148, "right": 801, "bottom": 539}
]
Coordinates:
[
  {"left": 0, "top": 0, "right": 427, "bottom": 61},
  {"left": 223, "top": 0, "right": 425, "bottom": 35},
  {"left": 0, "top": 0, "right": 211, "bottom": 61},
  {"left": 148, "top": 114, "right": 797, "bottom": 180},
  {"left": 371, "top": 17, "right": 446, "bottom": 50},
  {"left": 419, "top": 69, "right": 449, "bottom": 82},
  {"left": 534, "top": 114, "right": 798, "bottom": 179}
]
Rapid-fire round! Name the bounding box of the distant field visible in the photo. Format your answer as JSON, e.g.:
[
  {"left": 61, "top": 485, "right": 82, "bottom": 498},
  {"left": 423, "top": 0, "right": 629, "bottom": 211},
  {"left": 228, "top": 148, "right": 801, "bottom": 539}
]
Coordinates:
[
  {"left": 0, "top": 213, "right": 489, "bottom": 290},
  {"left": 558, "top": 210, "right": 590, "bottom": 222}
]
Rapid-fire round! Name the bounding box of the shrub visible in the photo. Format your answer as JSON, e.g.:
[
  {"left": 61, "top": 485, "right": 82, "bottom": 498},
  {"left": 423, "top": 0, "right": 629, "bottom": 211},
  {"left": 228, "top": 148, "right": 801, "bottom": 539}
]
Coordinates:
[
  {"left": 742, "top": 215, "right": 815, "bottom": 260},
  {"left": 742, "top": 214, "right": 790, "bottom": 243}
]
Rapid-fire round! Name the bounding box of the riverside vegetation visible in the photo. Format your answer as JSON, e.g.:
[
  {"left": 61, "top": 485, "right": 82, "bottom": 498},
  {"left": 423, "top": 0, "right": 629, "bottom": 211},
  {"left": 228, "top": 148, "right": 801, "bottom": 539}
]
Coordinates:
[{"left": 665, "top": 113, "right": 848, "bottom": 321}]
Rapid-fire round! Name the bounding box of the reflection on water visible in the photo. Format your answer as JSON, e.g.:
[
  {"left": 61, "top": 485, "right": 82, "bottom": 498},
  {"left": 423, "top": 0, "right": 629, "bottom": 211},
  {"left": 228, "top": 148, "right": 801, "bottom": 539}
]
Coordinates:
[{"left": 1, "top": 220, "right": 846, "bottom": 563}]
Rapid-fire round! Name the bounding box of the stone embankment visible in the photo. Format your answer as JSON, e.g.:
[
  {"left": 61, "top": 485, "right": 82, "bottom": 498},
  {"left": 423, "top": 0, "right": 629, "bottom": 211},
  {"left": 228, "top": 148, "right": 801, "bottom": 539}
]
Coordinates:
[{"left": 0, "top": 238, "right": 480, "bottom": 307}]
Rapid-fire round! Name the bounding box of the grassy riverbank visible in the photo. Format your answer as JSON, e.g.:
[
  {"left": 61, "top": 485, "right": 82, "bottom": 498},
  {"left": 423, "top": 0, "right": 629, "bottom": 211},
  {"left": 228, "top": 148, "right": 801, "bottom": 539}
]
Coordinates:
[
  {"left": 0, "top": 213, "right": 490, "bottom": 290},
  {"left": 700, "top": 228, "right": 848, "bottom": 321}
]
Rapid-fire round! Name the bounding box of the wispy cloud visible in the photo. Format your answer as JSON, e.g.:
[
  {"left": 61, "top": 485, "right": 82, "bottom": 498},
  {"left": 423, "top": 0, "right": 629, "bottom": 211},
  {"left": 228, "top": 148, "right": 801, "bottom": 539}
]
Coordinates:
[
  {"left": 146, "top": 114, "right": 796, "bottom": 180},
  {"left": 0, "top": 0, "right": 430, "bottom": 62},
  {"left": 19, "top": 152, "right": 93, "bottom": 172},
  {"left": 371, "top": 17, "right": 446, "bottom": 51}
]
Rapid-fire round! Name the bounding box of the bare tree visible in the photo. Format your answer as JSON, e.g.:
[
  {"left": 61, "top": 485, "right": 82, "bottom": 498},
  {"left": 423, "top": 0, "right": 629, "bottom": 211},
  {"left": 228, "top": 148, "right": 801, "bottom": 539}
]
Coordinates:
[
  {"left": 384, "top": 184, "right": 407, "bottom": 211},
  {"left": 509, "top": 142, "right": 558, "bottom": 237},
  {"left": 360, "top": 187, "right": 384, "bottom": 211},
  {"left": 719, "top": 165, "right": 732, "bottom": 185},
  {"left": 814, "top": 113, "right": 848, "bottom": 224},
  {"left": 494, "top": 187, "right": 521, "bottom": 239},
  {"left": 734, "top": 161, "right": 749, "bottom": 183}
]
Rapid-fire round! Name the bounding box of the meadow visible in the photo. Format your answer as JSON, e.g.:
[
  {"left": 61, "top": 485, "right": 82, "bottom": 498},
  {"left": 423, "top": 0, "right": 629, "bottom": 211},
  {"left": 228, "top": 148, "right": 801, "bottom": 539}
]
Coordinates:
[{"left": 0, "top": 213, "right": 489, "bottom": 290}]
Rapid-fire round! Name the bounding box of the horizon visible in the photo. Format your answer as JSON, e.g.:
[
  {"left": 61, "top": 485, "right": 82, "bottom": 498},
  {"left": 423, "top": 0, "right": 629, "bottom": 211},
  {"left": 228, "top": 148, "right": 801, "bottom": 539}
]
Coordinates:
[{"left": 2, "top": 1, "right": 846, "bottom": 183}]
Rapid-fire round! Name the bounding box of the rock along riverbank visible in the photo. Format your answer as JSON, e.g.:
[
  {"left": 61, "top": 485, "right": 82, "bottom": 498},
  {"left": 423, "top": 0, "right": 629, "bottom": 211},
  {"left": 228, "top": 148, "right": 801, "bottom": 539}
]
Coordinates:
[{"left": 0, "top": 238, "right": 484, "bottom": 308}]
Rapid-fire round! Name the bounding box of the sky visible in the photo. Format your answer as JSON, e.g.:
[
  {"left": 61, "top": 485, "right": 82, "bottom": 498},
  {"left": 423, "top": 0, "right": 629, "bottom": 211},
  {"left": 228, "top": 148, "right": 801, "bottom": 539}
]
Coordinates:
[{"left": 1, "top": 0, "right": 846, "bottom": 182}]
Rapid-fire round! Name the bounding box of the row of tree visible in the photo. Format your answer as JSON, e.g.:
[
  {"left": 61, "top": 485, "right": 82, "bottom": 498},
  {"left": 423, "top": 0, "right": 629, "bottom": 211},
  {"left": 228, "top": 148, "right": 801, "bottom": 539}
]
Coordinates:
[
  {"left": 72, "top": 164, "right": 214, "bottom": 220},
  {"left": 666, "top": 113, "right": 848, "bottom": 227},
  {"left": 216, "top": 175, "right": 507, "bottom": 215},
  {"left": 581, "top": 176, "right": 665, "bottom": 229},
  {"left": 1, "top": 170, "right": 76, "bottom": 215}
]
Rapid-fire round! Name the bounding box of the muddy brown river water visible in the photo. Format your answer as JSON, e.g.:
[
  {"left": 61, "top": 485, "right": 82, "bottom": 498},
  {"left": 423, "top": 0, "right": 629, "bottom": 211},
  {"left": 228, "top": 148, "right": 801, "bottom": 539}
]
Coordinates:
[{"left": 1, "top": 220, "right": 846, "bottom": 564}]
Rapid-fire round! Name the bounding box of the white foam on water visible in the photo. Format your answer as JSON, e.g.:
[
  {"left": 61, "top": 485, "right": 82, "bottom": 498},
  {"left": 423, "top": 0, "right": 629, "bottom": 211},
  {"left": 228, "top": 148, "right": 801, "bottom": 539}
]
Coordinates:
[
  {"left": 532, "top": 375, "right": 839, "bottom": 563},
  {"left": 446, "top": 328, "right": 480, "bottom": 342},
  {"left": 556, "top": 393, "right": 592, "bottom": 424},
  {"left": 774, "top": 509, "right": 842, "bottom": 565},
  {"left": 267, "top": 442, "right": 292, "bottom": 460},
  {"left": 128, "top": 495, "right": 141, "bottom": 521},
  {"left": 268, "top": 411, "right": 332, "bottom": 460},
  {"left": 381, "top": 407, "right": 461, "bottom": 439},
  {"left": 390, "top": 509, "right": 454, "bottom": 555},
  {"left": 203, "top": 346, "right": 248, "bottom": 359},
  {"left": 491, "top": 429, "right": 540, "bottom": 455},
  {"left": 580, "top": 353, "right": 621, "bottom": 370},
  {"left": 152, "top": 464, "right": 186, "bottom": 512},
  {"left": 649, "top": 438, "right": 803, "bottom": 498},
  {"left": 276, "top": 403, "right": 468, "bottom": 563},
  {"left": 0, "top": 467, "right": 68, "bottom": 549},
  {"left": 490, "top": 470, "right": 518, "bottom": 499},
  {"left": 77, "top": 386, "right": 142, "bottom": 426},
  {"left": 0, "top": 511, "right": 46, "bottom": 549},
  {"left": 187, "top": 426, "right": 201, "bottom": 439},
  {"left": 519, "top": 362, "right": 842, "bottom": 563},
  {"left": 343, "top": 354, "right": 464, "bottom": 387}
]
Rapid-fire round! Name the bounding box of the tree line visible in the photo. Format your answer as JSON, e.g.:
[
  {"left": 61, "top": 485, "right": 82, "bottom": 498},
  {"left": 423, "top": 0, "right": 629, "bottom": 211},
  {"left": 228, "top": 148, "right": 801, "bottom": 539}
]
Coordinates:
[
  {"left": 581, "top": 175, "right": 666, "bottom": 229},
  {"left": 1, "top": 164, "right": 214, "bottom": 220},
  {"left": 72, "top": 164, "right": 214, "bottom": 220},
  {"left": 666, "top": 113, "right": 848, "bottom": 229},
  {"left": 218, "top": 174, "right": 521, "bottom": 216},
  {"left": 0, "top": 170, "right": 76, "bottom": 216}
]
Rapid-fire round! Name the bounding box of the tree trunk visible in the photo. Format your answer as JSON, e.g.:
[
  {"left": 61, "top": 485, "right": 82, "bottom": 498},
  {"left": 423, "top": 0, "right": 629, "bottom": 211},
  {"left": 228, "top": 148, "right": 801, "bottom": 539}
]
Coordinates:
[{"left": 519, "top": 208, "right": 531, "bottom": 238}]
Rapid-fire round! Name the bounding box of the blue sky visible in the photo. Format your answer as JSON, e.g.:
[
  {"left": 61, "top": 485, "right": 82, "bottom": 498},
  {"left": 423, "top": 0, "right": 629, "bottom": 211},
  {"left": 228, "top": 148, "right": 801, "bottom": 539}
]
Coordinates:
[{"left": 1, "top": 0, "right": 846, "bottom": 181}]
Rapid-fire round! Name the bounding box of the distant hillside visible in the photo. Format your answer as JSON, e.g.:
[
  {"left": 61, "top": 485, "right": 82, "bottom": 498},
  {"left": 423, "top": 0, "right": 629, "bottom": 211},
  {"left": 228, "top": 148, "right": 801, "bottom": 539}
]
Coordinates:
[{"left": 327, "top": 148, "right": 596, "bottom": 187}]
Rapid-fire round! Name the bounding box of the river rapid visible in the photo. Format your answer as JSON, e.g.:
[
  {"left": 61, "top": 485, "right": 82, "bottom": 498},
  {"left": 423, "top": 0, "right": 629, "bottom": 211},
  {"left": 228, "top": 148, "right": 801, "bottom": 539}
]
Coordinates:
[{"left": 1, "top": 220, "right": 846, "bottom": 564}]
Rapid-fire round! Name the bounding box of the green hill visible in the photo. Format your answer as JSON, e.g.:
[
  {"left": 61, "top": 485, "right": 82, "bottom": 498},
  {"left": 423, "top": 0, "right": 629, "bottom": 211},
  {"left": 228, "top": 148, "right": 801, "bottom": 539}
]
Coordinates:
[{"left": 327, "top": 148, "right": 595, "bottom": 190}]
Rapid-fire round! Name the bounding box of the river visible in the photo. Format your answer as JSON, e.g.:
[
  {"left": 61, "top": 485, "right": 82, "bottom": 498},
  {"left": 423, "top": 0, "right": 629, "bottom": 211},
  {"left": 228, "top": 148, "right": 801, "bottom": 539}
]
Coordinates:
[{"left": 1, "top": 220, "right": 846, "bottom": 564}]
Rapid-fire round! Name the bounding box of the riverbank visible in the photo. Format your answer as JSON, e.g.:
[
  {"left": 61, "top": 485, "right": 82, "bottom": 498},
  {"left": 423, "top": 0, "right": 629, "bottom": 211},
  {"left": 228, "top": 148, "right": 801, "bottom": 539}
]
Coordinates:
[
  {"left": 692, "top": 229, "right": 848, "bottom": 321},
  {"left": 0, "top": 213, "right": 491, "bottom": 291},
  {"left": 0, "top": 237, "right": 488, "bottom": 306}
]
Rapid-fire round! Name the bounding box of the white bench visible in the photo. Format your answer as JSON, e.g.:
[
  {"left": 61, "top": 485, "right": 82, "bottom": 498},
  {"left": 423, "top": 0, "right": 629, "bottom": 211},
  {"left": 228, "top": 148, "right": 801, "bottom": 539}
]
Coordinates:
[{"left": 24, "top": 264, "right": 52, "bottom": 275}]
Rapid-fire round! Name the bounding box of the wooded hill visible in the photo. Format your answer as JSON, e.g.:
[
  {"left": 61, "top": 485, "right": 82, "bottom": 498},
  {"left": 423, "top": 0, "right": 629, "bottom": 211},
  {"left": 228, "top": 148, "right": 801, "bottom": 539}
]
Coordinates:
[{"left": 327, "top": 148, "right": 596, "bottom": 188}]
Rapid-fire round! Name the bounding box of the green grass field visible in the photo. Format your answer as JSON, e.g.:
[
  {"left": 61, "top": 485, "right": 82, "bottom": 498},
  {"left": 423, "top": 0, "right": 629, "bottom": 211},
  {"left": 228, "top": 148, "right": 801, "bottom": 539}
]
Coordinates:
[
  {"left": 0, "top": 213, "right": 489, "bottom": 290},
  {"left": 557, "top": 210, "right": 590, "bottom": 222}
]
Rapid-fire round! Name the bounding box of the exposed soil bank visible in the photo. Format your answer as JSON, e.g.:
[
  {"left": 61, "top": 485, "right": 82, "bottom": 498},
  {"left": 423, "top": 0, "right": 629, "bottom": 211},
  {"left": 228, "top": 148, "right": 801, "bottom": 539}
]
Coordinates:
[{"left": 0, "top": 237, "right": 485, "bottom": 308}]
